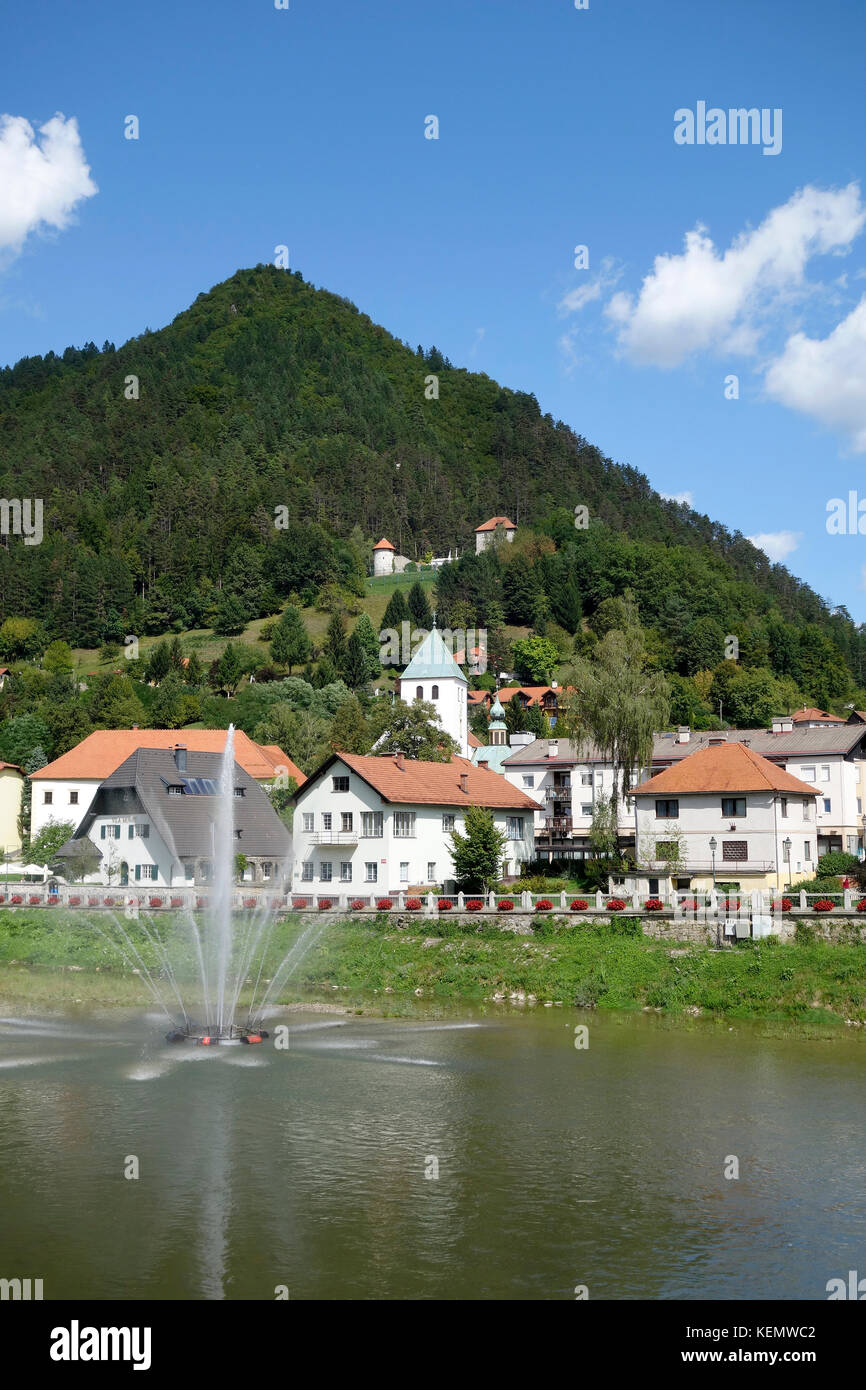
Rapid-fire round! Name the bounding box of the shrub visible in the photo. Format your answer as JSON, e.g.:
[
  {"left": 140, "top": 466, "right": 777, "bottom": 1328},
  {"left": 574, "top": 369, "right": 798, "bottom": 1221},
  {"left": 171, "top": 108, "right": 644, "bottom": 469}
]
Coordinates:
[
  {"left": 69, "top": 895, "right": 81, "bottom": 906},
  {"left": 771, "top": 897, "right": 792, "bottom": 912},
  {"left": 405, "top": 897, "right": 422, "bottom": 910},
  {"left": 644, "top": 898, "right": 664, "bottom": 911},
  {"left": 465, "top": 899, "right": 484, "bottom": 911},
  {"left": 170, "top": 897, "right": 183, "bottom": 908},
  {"left": 857, "top": 899, "right": 866, "bottom": 913},
  {"left": 350, "top": 898, "right": 366, "bottom": 910},
  {"left": 534, "top": 898, "right": 554, "bottom": 912},
  {"left": 149, "top": 897, "right": 164, "bottom": 908},
  {"left": 817, "top": 851, "right": 860, "bottom": 877},
  {"left": 437, "top": 898, "right": 453, "bottom": 911},
  {"left": 812, "top": 898, "right": 836, "bottom": 913},
  {"left": 10, "top": 895, "right": 22, "bottom": 904},
  {"left": 376, "top": 898, "right": 393, "bottom": 911},
  {"left": 318, "top": 898, "right": 333, "bottom": 910},
  {"left": 497, "top": 899, "right": 514, "bottom": 911},
  {"left": 606, "top": 898, "right": 626, "bottom": 911},
  {"left": 570, "top": 898, "right": 589, "bottom": 911},
  {"left": 292, "top": 897, "right": 309, "bottom": 909}
]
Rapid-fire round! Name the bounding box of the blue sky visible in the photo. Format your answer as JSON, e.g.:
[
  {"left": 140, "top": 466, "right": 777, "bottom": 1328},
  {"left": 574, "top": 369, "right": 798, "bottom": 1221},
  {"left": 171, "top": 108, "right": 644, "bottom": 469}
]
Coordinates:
[{"left": 2, "top": 0, "right": 866, "bottom": 613}]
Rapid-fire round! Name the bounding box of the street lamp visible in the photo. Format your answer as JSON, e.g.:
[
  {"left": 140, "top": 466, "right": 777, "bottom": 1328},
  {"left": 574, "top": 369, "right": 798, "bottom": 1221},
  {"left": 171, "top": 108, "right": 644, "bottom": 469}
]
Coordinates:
[
  {"left": 782, "top": 836, "right": 792, "bottom": 891},
  {"left": 709, "top": 836, "right": 717, "bottom": 887}
]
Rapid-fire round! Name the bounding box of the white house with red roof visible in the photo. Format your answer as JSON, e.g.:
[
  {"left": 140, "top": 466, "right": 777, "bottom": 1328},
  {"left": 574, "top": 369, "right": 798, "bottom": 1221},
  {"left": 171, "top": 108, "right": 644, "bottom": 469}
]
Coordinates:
[
  {"left": 292, "top": 752, "right": 537, "bottom": 893},
  {"left": 372, "top": 537, "right": 412, "bottom": 577},
  {"left": 622, "top": 739, "right": 820, "bottom": 896}
]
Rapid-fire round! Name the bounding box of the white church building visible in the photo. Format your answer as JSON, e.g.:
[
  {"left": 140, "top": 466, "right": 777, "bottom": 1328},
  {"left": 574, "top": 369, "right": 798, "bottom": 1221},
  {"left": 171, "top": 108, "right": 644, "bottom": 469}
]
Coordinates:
[{"left": 395, "top": 624, "right": 469, "bottom": 758}]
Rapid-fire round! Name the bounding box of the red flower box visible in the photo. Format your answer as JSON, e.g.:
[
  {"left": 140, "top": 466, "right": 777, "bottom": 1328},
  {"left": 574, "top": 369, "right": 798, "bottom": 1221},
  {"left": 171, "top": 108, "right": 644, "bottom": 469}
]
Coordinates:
[
  {"left": 535, "top": 898, "right": 553, "bottom": 911},
  {"left": 292, "top": 897, "right": 309, "bottom": 909},
  {"left": 318, "top": 898, "right": 333, "bottom": 910},
  {"left": 170, "top": 897, "right": 183, "bottom": 908},
  {"left": 405, "top": 897, "right": 422, "bottom": 910},
  {"left": 856, "top": 899, "right": 866, "bottom": 913},
  {"left": 437, "top": 898, "right": 453, "bottom": 911},
  {"left": 69, "top": 896, "right": 81, "bottom": 906},
  {"left": 88, "top": 896, "right": 99, "bottom": 907},
  {"left": 570, "top": 898, "right": 589, "bottom": 911},
  {"left": 103, "top": 897, "right": 115, "bottom": 907},
  {"left": 678, "top": 898, "right": 700, "bottom": 912},
  {"left": 497, "top": 899, "right": 514, "bottom": 912},
  {"left": 47, "top": 896, "right": 59, "bottom": 906},
  {"left": 606, "top": 898, "right": 626, "bottom": 911},
  {"left": 771, "top": 897, "right": 792, "bottom": 912},
  {"left": 10, "top": 895, "right": 23, "bottom": 905},
  {"left": 149, "top": 897, "right": 164, "bottom": 908},
  {"left": 243, "top": 897, "right": 257, "bottom": 909},
  {"left": 29, "top": 895, "right": 42, "bottom": 905},
  {"left": 644, "top": 898, "right": 664, "bottom": 911},
  {"left": 350, "top": 898, "right": 366, "bottom": 910},
  {"left": 723, "top": 897, "right": 740, "bottom": 911},
  {"left": 376, "top": 898, "right": 393, "bottom": 911},
  {"left": 465, "top": 899, "right": 484, "bottom": 911},
  {"left": 812, "top": 898, "right": 836, "bottom": 912}
]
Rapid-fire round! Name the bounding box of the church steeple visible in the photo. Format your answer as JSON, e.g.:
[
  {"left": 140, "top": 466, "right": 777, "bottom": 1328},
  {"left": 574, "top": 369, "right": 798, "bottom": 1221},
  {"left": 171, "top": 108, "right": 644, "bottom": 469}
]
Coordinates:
[{"left": 488, "top": 692, "right": 507, "bottom": 746}]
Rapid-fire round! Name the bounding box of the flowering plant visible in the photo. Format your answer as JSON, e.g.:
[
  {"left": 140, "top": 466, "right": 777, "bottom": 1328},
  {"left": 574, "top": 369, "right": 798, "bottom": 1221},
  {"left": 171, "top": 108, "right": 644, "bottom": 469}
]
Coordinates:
[
  {"left": 535, "top": 898, "right": 553, "bottom": 911},
  {"left": 812, "top": 898, "right": 836, "bottom": 912},
  {"left": 497, "top": 899, "right": 514, "bottom": 912},
  {"left": 437, "top": 897, "right": 453, "bottom": 911},
  {"left": 405, "top": 897, "right": 422, "bottom": 910},
  {"left": 644, "top": 898, "right": 664, "bottom": 911},
  {"left": 570, "top": 898, "right": 589, "bottom": 911},
  {"left": 376, "top": 898, "right": 393, "bottom": 911},
  {"left": 465, "top": 899, "right": 484, "bottom": 911},
  {"left": 606, "top": 898, "right": 627, "bottom": 911},
  {"left": 318, "top": 898, "right": 333, "bottom": 910}
]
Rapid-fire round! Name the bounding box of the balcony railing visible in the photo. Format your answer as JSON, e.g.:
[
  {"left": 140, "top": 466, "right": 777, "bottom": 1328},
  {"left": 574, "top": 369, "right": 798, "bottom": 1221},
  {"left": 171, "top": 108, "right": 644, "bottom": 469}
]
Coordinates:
[
  {"left": 637, "top": 858, "right": 775, "bottom": 873},
  {"left": 308, "top": 831, "right": 358, "bottom": 845}
]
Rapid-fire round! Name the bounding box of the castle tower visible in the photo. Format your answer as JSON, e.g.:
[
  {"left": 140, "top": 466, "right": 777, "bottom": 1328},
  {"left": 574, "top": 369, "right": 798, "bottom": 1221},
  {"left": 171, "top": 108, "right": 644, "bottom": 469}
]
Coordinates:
[{"left": 372, "top": 538, "right": 396, "bottom": 577}]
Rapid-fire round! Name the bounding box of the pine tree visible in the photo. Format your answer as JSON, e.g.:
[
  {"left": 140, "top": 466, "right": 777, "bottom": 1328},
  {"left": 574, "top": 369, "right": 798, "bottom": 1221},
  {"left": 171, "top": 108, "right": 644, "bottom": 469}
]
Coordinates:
[
  {"left": 343, "top": 631, "right": 370, "bottom": 689},
  {"left": 352, "top": 612, "right": 381, "bottom": 679},
  {"left": 407, "top": 581, "right": 432, "bottom": 629},
  {"left": 271, "top": 604, "right": 312, "bottom": 673},
  {"left": 328, "top": 696, "right": 371, "bottom": 753},
  {"left": 381, "top": 588, "right": 409, "bottom": 632},
  {"left": 146, "top": 640, "right": 171, "bottom": 685},
  {"left": 449, "top": 806, "right": 506, "bottom": 893},
  {"left": 217, "top": 642, "right": 243, "bottom": 695},
  {"left": 324, "top": 612, "right": 348, "bottom": 673}
]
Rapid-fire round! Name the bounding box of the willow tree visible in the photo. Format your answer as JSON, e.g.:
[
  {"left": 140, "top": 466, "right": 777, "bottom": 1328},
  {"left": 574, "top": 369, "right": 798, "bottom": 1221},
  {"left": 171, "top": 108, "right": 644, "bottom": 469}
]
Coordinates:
[{"left": 563, "top": 606, "right": 670, "bottom": 814}]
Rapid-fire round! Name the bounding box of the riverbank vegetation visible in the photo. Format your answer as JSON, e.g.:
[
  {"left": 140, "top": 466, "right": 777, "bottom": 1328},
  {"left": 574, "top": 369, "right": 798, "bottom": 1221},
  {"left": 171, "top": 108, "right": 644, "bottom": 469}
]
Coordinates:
[{"left": 1, "top": 909, "right": 865, "bottom": 1029}]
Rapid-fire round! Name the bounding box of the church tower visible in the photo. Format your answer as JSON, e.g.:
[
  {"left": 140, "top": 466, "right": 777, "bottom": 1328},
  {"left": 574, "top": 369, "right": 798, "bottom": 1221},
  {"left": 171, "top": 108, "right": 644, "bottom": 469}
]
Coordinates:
[{"left": 398, "top": 621, "right": 468, "bottom": 758}]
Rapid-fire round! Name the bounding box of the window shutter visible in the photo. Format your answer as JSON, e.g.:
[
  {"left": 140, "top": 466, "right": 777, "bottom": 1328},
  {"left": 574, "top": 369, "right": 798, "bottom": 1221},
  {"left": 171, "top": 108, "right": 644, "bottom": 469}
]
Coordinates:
[{"left": 135, "top": 864, "right": 141, "bottom": 881}]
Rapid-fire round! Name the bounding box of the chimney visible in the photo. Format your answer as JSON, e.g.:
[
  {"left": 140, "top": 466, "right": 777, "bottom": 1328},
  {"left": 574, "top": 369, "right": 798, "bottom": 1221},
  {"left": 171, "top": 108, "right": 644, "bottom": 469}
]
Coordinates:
[
  {"left": 132, "top": 723, "right": 139, "bottom": 731},
  {"left": 771, "top": 714, "right": 793, "bottom": 734},
  {"left": 551, "top": 679, "right": 558, "bottom": 689},
  {"left": 174, "top": 744, "right": 187, "bottom": 773},
  {"left": 460, "top": 772, "right": 468, "bottom": 793},
  {"left": 478, "top": 760, "right": 489, "bottom": 770},
  {"left": 546, "top": 740, "right": 559, "bottom": 759},
  {"left": 708, "top": 734, "right": 726, "bottom": 745},
  {"left": 509, "top": 731, "right": 534, "bottom": 749},
  {"left": 676, "top": 726, "right": 690, "bottom": 744},
  {"left": 395, "top": 752, "right": 405, "bottom": 771}
]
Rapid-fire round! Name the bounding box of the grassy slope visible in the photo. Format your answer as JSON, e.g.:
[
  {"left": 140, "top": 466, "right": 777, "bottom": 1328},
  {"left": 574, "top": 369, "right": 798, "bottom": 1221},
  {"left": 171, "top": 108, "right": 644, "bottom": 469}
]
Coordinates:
[{"left": 1, "top": 910, "right": 865, "bottom": 1028}]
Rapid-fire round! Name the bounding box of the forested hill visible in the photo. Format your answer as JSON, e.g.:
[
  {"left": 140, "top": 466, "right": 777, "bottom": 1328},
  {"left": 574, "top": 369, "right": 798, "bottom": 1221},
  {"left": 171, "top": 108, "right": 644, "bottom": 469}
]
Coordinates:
[{"left": 0, "top": 262, "right": 861, "bottom": 692}]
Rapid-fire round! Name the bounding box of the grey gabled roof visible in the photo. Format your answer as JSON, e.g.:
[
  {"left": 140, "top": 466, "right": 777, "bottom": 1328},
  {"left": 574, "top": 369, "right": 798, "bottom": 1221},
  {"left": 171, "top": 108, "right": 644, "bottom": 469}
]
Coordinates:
[
  {"left": 503, "top": 725, "right": 866, "bottom": 768},
  {"left": 70, "top": 749, "right": 291, "bottom": 862}
]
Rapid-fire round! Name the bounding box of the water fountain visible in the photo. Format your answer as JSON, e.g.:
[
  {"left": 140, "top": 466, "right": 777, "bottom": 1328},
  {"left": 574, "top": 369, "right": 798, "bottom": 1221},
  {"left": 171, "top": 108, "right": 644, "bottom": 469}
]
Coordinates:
[{"left": 92, "top": 725, "right": 327, "bottom": 1045}]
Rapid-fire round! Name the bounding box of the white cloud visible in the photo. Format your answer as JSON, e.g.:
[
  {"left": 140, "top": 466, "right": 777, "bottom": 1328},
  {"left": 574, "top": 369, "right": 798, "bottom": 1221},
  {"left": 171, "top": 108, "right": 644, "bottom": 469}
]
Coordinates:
[
  {"left": 746, "top": 530, "right": 802, "bottom": 563},
  {"left": 661, "top": 490, "right": 694, "bottom": 507},
  {"left": 0, "top": 113, "right": 97, "bottom": 263},
  {"left": 559, "top": 257, "right": 622, "bottom": 315},
  {"left": 606, "top": 184, "right": 865, "bottom": 367},
  {"left": 764, "top": 296, "right": 866, "bottom": 452}
]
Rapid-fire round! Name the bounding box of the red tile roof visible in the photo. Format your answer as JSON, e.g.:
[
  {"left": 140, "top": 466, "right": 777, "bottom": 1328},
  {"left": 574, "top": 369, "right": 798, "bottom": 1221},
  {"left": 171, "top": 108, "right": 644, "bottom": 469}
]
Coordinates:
[
  {"left": 791, "top": 707, "right": 844, "bottom": 723},
  {"left": 373, "top": 537, "right": 395, "bottom": 550},
  {"left": 635, "top": 741, "right": 819, "bottom": 797},
  {"left": 475, "top": 516, "right": 516, "bottom": 532},
  {"left": 313, "top": 754, "right": 538, "bottom": 809},
  {"left": 31, "top": 730, "right": 305, "bottom": 786},
  {"left": 467, "top": 731, "right": 482, "bottom": 748}
]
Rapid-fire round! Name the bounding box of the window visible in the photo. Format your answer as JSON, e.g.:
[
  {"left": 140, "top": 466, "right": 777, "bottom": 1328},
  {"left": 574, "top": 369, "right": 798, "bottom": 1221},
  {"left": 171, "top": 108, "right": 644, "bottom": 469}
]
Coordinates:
[
  {"left": 722, "top": 841, "right": 748, "bottom": 862},
  {"left": 43, "top": 791, "right": 53, "bottom": 805},
  {"left": 400, "top": 862, "right": 409, "bottom": 882},
  {"left": 820, "top": 765, "right": 831, "bottom": 782},
  {"left": 800, "top": 766, "right": 816, "bottom": 782},
  {"left": 721, "top": 798, "right": 746, "bottom": 818},
  {"left": 234, "top": 786, "right": 245, "bottom": 798},
  {"left": 581, "top": 803, "right": 593, "bottom": 816},
  {"left": 262, "top": 863, "right": 272, "bottom": 880},
  {"left": 427, "top": 861, "right": 436, "bottom": 880},
  {"left": 341, "top": 812, "right": 353, "bottom": 832},
  {"left": 135, "top": 864, "right": 157, "bottom": 882},
  {"left": 823, "top": 798, "right": 831, "bottom": 814},
  {"left": 780, "top": 797, "right": 788, "bottom": 818},
  {"left": 803, "top": 800, "right": 812, "bottom": 820},
  {"left": 506, "top": 817, "right": 524, "bottom": 839},
  {"left": 858, "top": 798, "right": 863, "bottom": 816},
  {"left": 128, "top": 824, "right": 135, "bottom": 839},
  {"left": 302, "top": 813, "right": 314, "bottom": 833},
  {"left": 168, "top": 784, "right": 184, "bottom": 796},
  {"left": 804, "top": 841, "right": 811, "bottom": 861},
  {"left": 522, "top": 775, "right": 535, "bottom": 789},
  {"left": 442, "top": 814, "right": 455, "bottom": 832},
  {"left": 655, "top": 799, "right": 679, "bottom": 818},
  {"left": 365, "top": 862, "right": 378, "bottom": 883},
  {"left": 416, "top": 686, "right": 423, "bottom": 700},
  {"left": 847, "top": 835, "right": 859, "bottom": 855},
  {"left": 431, "top": 685, "right": 439, "bottom": 699},
  {"left": 581, "top": 773, "right": 593, "bottom": 786},
  {"left": 69, "top": 791, "right": 78, "bottom": 805},
  {"left": 185, "top": 864, "right": 194, "bottom": 881},
  {"left": 301, "top": 862, "right": 314, "bottom": 882},
  {"left": 322, "top": 813, "right": 332, "bottom": 831},
  {"left": 100, "top": 824, "right": 121, "bottom": 841},
  {"left": 332, "top": 776, "right": 349, "bottom": 792},
  {"left": 394, "top": 811, "right": 416, "bottom": 838},
  {"left": 320, "top": 863, "right": 333, "bottom": 882},
  {"left": 361, "top": 812, "right": 383, "bottom": 838},
  {"left": 340, "top": 862, "right": 352, "bottom": 882},
  {"left": 235, "top": 829, "right": 243, "bottom": 840}
]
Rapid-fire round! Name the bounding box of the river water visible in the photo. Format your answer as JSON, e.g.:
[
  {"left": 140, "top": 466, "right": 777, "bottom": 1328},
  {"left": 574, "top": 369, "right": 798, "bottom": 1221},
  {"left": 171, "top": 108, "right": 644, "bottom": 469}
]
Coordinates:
[{"left": 0, "top": 1006, "right": 864, "bottom": 1300}]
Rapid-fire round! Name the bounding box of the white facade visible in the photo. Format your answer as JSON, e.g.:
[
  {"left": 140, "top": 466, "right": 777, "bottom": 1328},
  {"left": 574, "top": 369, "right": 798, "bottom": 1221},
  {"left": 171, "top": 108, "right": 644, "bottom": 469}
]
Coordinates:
[
  {"left": 87, "top": 809, "right": 176, "bottom": 888},
  {"left": 292, "top": 760, "right": 534, "bottom": 892},
  {"left": 32, "top": 779, "right": 101, "bottom": 840}
]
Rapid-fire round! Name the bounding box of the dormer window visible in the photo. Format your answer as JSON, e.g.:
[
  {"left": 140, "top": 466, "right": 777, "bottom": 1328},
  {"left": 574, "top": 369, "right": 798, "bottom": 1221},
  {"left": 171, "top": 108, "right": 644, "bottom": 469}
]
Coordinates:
[
  {"left": 168, "top": 784, "right": 184, "bottom": 796},
  {"left": 234, "top": 786, "right": 245, "bottom": 798}
]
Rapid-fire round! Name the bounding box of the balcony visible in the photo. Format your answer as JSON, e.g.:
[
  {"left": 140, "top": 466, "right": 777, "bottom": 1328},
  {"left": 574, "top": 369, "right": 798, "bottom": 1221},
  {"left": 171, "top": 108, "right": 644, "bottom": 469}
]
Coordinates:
[
  {"left": 544, "top": 784, "right": 572, "bottom": 802},
  {"left": 638, "top": 859, "right": 775, "bottom": 874},
  {"left": 308, "top": 830, "right": 358, "bottom": 846}
]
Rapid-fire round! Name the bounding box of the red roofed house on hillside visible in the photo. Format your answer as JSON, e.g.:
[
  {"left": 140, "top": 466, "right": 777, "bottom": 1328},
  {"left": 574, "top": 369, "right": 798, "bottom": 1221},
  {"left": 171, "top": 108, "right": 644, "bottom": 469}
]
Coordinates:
[
  {"left": 292, "top": 752, "right": 537, "bottom": 893},
  {"left": 475, "top": 516, "right": 516, "bottom": 554},
  {"left": 621, "top": 739, "right": 820, "bottom": 898},
  {"left": 29, "top": 729, "right": 304, "bottom": 842}
]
